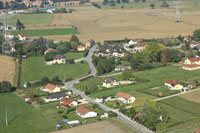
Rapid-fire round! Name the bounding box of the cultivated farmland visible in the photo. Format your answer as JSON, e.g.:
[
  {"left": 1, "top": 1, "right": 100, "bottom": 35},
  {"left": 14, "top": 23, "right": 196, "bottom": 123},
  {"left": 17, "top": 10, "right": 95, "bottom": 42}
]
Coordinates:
[
  {"left": 20, "top": 56, "right": 89, "bottom": 85},
  {"left": 0, "top": 55, "right": 16, "bottom": 85},
  {"left": 180, "top": 89, "right": 200, "bottom": 103}
]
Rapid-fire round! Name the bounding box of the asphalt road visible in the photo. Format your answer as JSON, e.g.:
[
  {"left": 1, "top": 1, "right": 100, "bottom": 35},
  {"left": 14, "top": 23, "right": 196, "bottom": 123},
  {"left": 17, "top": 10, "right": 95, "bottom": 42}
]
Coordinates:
[{"left": 64, "top": 45, "right": 153, "bottom": 133}]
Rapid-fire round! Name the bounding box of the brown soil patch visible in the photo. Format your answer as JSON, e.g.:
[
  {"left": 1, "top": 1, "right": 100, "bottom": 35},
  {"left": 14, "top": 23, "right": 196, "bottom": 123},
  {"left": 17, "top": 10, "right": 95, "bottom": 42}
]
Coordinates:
[
  {"left": 0, "top": 55, "right": 16, "bottom": 84},
  {"left": 51, "top": 121, "right": 126, "bottom": 133},
  {"left": 180, "top": 89, "right": 200, "bottom": 103}
]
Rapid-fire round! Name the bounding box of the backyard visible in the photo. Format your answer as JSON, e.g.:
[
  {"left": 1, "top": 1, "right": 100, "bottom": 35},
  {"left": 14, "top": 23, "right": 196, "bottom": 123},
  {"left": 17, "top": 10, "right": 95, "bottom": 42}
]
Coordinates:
[
  {"left": 64, "top": 52, "right": 84, "bottom": 60},
  {"left": 20, "top": 56, "right": 90, "bottom": 86}
]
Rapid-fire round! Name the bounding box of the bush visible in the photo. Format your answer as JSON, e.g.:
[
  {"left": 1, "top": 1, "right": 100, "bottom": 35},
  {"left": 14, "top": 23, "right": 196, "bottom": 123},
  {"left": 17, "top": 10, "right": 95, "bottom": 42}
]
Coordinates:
[
  {"left": 108, "top": 111, "right": 117, "bottom": 117},
  {"left": 62, "top": 114, "right": 68, "bottom": 119},
  {"left": 58, "top": 110, "right": 64, "bottom": 114}
]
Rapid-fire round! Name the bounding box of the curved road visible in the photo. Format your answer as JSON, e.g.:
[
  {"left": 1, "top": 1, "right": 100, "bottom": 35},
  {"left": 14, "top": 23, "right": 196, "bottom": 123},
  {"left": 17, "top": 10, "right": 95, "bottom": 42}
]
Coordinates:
[{"left": 64, "top": 45, "right": 153, "bottom": 133}]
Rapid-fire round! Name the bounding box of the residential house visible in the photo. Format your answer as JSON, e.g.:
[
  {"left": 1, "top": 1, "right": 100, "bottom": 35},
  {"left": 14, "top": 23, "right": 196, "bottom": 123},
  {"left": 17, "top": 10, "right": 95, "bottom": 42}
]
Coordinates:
[
  {"left": 128, "top": 39, "right": 143, "bottom": 45},
  {"left": 44, "top": 48, "right": 58, "bottom": 55},
  {"left": 190, "top": 41, "right": 200, "bottom": 48},
  {"left": 53, "top": 54, "right": 66, "bottom": 64},
  {"left": 18, "top": 33, "right": 26, "bottom": 41},
  {"left": 194, "top": 129, "right": 200, "bottom": 133},
  {"left": 76, "top": 105, "right": 97, "bottom": 119},
  {"left": 115, "top": 65, "right": 131, "bottom": 71},
  {"left": 184, "top": 57, "right": 200, "bottom": 65},
  {"left": 103, "top": 77, "right": 120, "bottom": 88},
  {"left": 95, "top": 51, "right": 110, "bottom": 57},
  {"left": 44, "top": 92, "right": 69, "bottom": 103},
  {"left": 183, "top": 64, "right": 200, "bottom": 70},
  {"left": 132, "top": 42, "right": 147, "bottom": 53},
  {"left": 85, "top": 39, "right": 95, "bottom": 48},
  {"left": 164, "top": 80, "right": 184, "bottom": 91},
  {"left": 43, "top": 83, "right": 61, "bottom": 93},
  {"left": 77, "top": 45, "right": 86, "bottom": 52},
  {"left": 112, "top": 51, "right": 125, "bottom": 57},
  {"left": 60, "top": 97, "right": 78, "bottom": 107},
  {"left": 5, "top": 32, "right": 14, "bottom": 40},
  {"left": 116, "top": 92, "right": 135, "bottom": 104}
]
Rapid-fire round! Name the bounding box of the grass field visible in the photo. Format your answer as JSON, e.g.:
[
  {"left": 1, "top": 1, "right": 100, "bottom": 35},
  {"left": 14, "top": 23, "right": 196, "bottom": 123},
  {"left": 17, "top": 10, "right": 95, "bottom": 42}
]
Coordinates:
[
  {"left": 79, "top": 65, "right": 200, "bottom": 98},
  {"left": 0, "top": 93, "right": 56, "bottom": 133},
  {"left": 64, "top": 52, "right": 84, "bottom": 60},
  {"left": 11, "top": 28, "right": 79, "bottom": 37},
  {"left": 5, "top": 14, "right": 53, "bottom": 25},
  {"left": 20, "top": 56, "right": 89, "bottom": 86},
  {"left": 0, "top": 55, "right": 16, "bottom": 85},
  {"left": 157, "top": 96, "right": 200, "bottom": 132}
]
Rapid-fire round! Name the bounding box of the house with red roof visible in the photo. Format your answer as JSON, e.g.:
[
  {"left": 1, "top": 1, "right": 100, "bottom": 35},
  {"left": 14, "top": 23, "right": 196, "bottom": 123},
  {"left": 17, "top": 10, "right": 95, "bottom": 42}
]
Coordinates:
[
  {"left": 44, "top": 48, "right": 58, "bottom": 55},
  {"left": 76, "top": 105, "right": 97, "bottom": 119},
  {"left": 43, "top": 83, "right": 61, "bottom": 93},
  {"left": 18, "top": 33, "right": 27, "bottom": 41},
  {"left": 183, "top": 64, "right": 200, "bottom": 71},
  {"left": 164, "top": 80, "right": 184, "bottom": 91},
  {"left": 77, "top": 45, "right": 86, "bottom": 52},
  {"left": 194, "top": 129, "right": 200, "bottom": 133},
  {"left": 116, "top": 92, "right": 135, "bottom": 104},
  {"left": 60, "top": 97, "right": 78, "bottom": 107},
  {"left": 128, "top": 39, "right": 143, "bottom": 45},
  {"left": 102, "top": 77, "right": 120, "bottom": 88},
  {"left": 184, "top": 57, "right": 200, "bottom": 65}
]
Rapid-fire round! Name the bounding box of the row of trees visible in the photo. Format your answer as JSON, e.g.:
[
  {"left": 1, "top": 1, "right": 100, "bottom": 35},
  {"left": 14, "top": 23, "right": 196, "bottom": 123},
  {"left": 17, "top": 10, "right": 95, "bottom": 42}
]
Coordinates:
[{"left": 0, "top": 81, "right": 15, "bottom": 93}]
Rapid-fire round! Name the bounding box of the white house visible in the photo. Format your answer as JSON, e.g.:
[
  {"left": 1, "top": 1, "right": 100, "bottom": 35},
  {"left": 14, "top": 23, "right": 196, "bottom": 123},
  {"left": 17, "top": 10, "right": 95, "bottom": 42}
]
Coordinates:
[
  {"left": 115, "top": 65, "right": 131, "bottom": 71},
  {"left": 132, "top": 42, "right": 147, "bottom": 53},
  {"left": 128, "top": 39, "right": 143, "bottom": 45},
  {"left": 5, "top": 32, "right": 14, "bottom": 40},
  {"left": 165, "top": 80, "right": 184, "bottom": 91},
  {"left": 18, "top": 33, "right": 26, "bottom": 41},
  {"left": 44, "top": 92, "right": 69, "bottom": 103},
  {"left": 43, "top": 83, "right": 61, "bottom": 93},
  {"left": 76, "top": 106, "right": 97, "bottom": 119},
  {"left": 103, "top": 77, "right": 120, "bottom": 88},
  {"left": 53, "top": 54, "right": 66, "bottom": 64},
  {"left": 112, "top": 51, "right": 125, "bottom": 57},
  {"left": 184, "top": 57, "right": 200, "bottom": 65},
  {"left": 190, "top": 41, "right": 200, "bottom": 48},
  {"left": 182, "top": 64, "right": 200, "bottom": 71},
  {"left": 116, "top": 92, "right": 135, "bottom": 104}
]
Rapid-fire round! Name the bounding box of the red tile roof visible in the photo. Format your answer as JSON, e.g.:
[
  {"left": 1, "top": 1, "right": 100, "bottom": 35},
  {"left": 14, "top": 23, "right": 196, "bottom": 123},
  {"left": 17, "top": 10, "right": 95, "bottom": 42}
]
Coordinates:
[
  {"left": 60, "top": 97, "right": 74, "bottom": 106},
  {"left": 116, "top": 92, "right": 132, "bottom": 100},
  {"left": 191, "top": 41, "right": 200, "bottom": 45},
  {"left": 76, "top": 106, "right": 95, "bottom": 115},
  {"left": 19, "top": 33, "right": 25, "bottom": 37},
  {"left": 184, "top": 64, "right": 199, "bottom": 68},
  {"left": 194, "top": 129, "right": 200, "bottom": 133},
  {"left": 188, "top": 57, "right": 200, "bottom": 62},
  {"left": 165, "top": 80, "right": 180, "bottom": 86},
  {"left": 46, "top": 48, "right": 58, "bottom": 53},
  {"left": 45, "top": 83, "right": 56, "bottom": 91}
]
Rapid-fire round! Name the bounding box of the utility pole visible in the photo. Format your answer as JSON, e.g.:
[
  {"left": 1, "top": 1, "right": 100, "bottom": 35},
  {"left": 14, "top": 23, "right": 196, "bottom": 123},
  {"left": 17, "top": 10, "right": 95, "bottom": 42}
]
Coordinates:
[
  {"left": 5, "top": 92, "right": 8, "bottom": 126},
  {"left": 174, "top": 0, "right": 180, "bottom": 22}
]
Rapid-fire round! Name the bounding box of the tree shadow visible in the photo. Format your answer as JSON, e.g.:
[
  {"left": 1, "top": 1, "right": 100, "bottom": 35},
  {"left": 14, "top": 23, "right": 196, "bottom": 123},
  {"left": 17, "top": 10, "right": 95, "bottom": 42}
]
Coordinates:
[{"left": 8, "top": 115, "right": 18, "bottom": 125}]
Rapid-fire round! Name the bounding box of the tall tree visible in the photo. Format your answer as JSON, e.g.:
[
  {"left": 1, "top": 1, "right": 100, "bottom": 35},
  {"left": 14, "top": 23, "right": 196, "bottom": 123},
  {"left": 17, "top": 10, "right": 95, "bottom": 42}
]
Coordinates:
[
  {"left": 122, "top": 69, "right": 132, "bottom": 80},
  {"left": 70, "top": 35, "right": 79, "bottom": 43},
  {"left": 16, "top": 19, "right": 25, "bottom": 30},
  {"left": 160, "top": 48, "right": 171, "bottom": 64},
  {"left": 193, "top": 29, "right": 200, "bottom": 41}
]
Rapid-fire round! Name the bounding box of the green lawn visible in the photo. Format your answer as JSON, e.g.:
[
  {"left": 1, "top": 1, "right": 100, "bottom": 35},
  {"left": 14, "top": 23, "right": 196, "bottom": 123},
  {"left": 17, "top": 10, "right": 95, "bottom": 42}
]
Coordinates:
[
  {"left": 0, "top": 93, "right": 56, "bottom": 133},
  {"left": 20, "top": 56, "right": 90, "bottom": 86},
  {"left": 156, "top": 96, "right": 200, "bottom": 132},
  {"left": 64, "top": 52, "right": 84, "bottom": 60},
  {"left": 6, "top": 14, "right": 53, "bottom": 25},
  {"left": 11, "top": 28, "right": 79, "bottom": 37}
]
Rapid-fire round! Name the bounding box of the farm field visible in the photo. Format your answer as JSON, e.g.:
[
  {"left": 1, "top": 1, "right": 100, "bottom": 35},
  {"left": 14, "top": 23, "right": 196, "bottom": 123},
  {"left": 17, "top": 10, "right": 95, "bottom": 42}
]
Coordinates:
[
  {"left": 179, "top": 89, "right": 200, "bottom": 103},
  {"left": 65, "top": 52, "right": 84, "bottom": 60},
  {"left": 0, "top": 55, "right": 16, "bottom": 85},
  {"left": 20, "top": 56, "right": 90, "bottom": 86},
  {"left": 157, "top": 96, "right": 200, "bottom": 132},
  {"left": 5, "top": 14, "right": 53, "bottom": 25},
  {"left": 0, "top": 93, "right": 56, "bottom": 133},
  {"left": 11, "top": 28, "right": 79, "bottom": 37},
  {"left": 40, "top": 0, "right": 200, "bottom": 42},
  {"left": 52, "top": 119, "right": 139, "bottom": 133}
]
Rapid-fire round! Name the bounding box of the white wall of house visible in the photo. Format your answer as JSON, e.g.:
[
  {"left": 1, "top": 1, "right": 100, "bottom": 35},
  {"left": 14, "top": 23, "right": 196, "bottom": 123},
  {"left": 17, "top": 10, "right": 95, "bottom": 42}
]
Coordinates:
[
  {"left": 184, "top": 59, "right": 200, "bottom": 65},
  {"left": 103, "top": 81, "right": 119, "bottom": 88},
  {"left": 117, "top": 96, "right": 135, "bottom": 104},
  {"left": 53, "top": 59, "right": 66, "bottom": 64},
  {"left": 76, "top": 111, "right": 97, "bottom": 119},
  {"left": 182, "top": 66, "right": 200, "bottom": 70}
]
